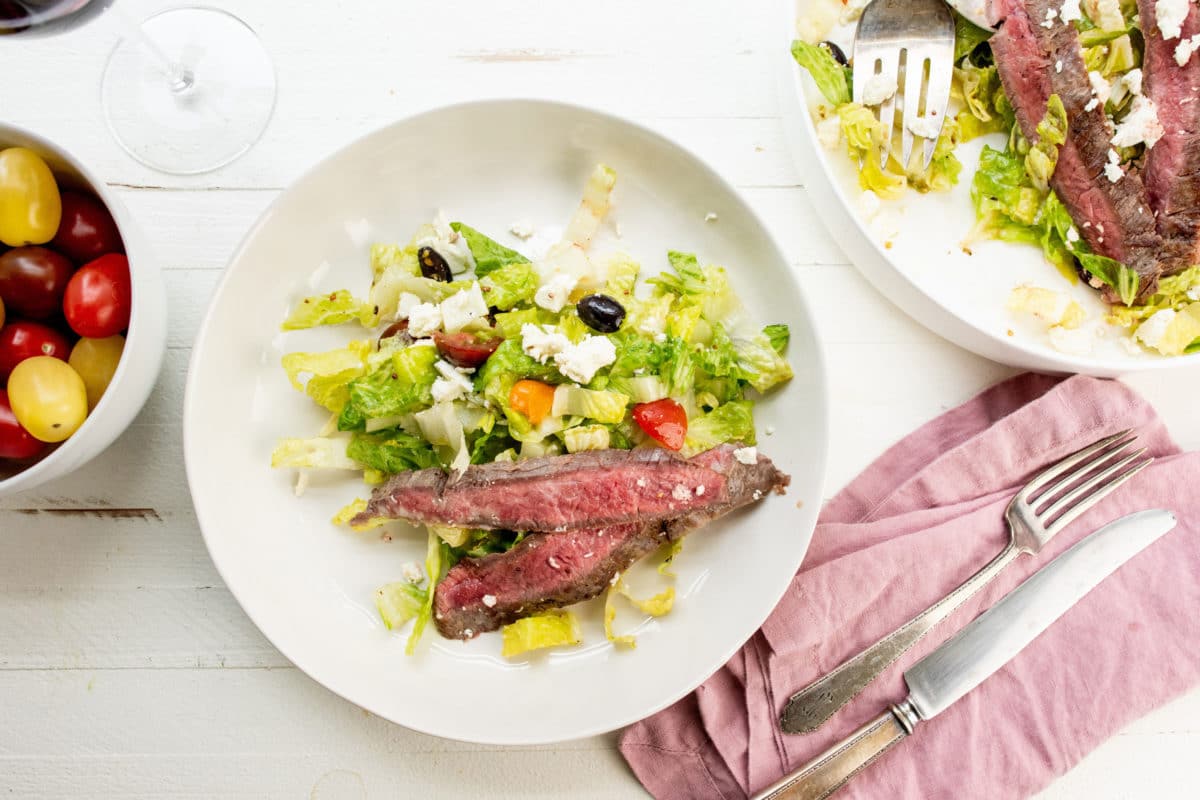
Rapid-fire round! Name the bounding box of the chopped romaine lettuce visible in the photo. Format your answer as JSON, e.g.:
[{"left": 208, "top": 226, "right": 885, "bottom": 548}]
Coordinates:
[
  {"left": 281, "top": 340, "right": 371, "bottom": 414},
  {"left": 338, "top": 344, "right": 439, "bottom": 431},
  {"left": 763, "top": 324, "right": 790, "bottom": 354},
  {"left": 375, "top": 581, "right": 427, "bottom": 630},
  {"left": 479, "top": 261, "right": 539, "bottom": 310},
  {"left": 551, "top": 384, "right": 629, "bottom": 424},
  {"left": 448, "top": 222, "right": 528, "bottom": 278},
  {"left": 282, "top": 290, "right": 375, "bottom": 330},
  {"left": 682, "top": 401, "right": 755, "bottom": 457},
  {"left": 790, "top": 40, "right": 851, "bottom": 105},
  {"left": 347, "top": 431, "right": 440, "bottom": 474},
  {"left": 369, "top": 243, "right": 420, "bottom": 281},
  {"left": 954, "top": 11, "right": 993, "bottom": 62},
  {"left": 733, "top": 332, "right": 795, "bottom": 393},
  {"left": 405, "top": 531, "right": 456, "bottom": 655},
  {"left": 271, "top": 437, "right": 358, "bottom": 470},
  {"left": 501, "top": 610, "right": 582, "bottom": 657},
  {"left": 604, "top": 254, "right": 641, "bottom": 299},
  {"left": 562, "top": 424, "right": 611, "bottom": 452}
]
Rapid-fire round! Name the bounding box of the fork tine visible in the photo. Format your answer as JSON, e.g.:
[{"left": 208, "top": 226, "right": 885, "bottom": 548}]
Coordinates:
[
  {"left": 1038, "top": 446, "right": 1149, "bottom": 519},
  {"left": 1044, "top": 457, "right": 1153, "bottom": 535},
  {"left": 921, "top": 57, "right": 954, "bottom": 169},
  {"left": 1036, "top": 436, "right": 1140, "bottom": 503},
  {"left": 1021, "top": 429, "right": 1135, "bottom": 500},
  {"left": 875, "top": 56, "right": 900, "bottom": 170},
  {"left": 901, "top": 51, "right": 930, "bottom": 169}
]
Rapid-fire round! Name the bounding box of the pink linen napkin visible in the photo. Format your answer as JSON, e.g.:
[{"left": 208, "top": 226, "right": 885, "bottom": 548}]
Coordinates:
[{"left": 621, "top": 373, "right": 1200, "bottom": 799}]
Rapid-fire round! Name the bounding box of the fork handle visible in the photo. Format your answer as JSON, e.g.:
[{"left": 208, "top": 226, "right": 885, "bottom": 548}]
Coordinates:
[{"left": 779, "top": 542, "right": 1019, "bottom": 734}]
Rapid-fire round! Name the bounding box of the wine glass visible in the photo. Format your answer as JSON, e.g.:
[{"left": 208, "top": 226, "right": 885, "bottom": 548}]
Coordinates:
[{"left": 2, "top": 1, "right": 277, "bottom": 175}]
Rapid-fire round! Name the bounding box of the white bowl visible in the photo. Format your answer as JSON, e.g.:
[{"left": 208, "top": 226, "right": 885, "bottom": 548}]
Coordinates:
[
  {"left": 0, "top": 124, "right": 167, "bottom": 497},
  {"left": 184, "top": 99, "right": 829, "bottom": 743},
  {"left": 776, "top": 1, "right": 1200, "bottom": 376}
]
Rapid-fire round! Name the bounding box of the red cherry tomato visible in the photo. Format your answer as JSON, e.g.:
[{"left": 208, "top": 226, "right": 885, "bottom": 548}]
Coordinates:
[
  {"left": 632, "top": 398, "right": 688, "bottom": 451},
  {"left": 63, "top": 253, "right": 131, "bottom": 338},
  {"left": 51, "top": 191, "right": 124, "bottom": 264},
  {"left": 0, "top": 246, "right": 74, "bottom": 319},
  {"left": 433, "top": 330, "right": 502, "bottom": 368},
  {"left": 0, "top": 388, "right": 46, "bottom": 460},
  {"left": 0, "top": 320, "right": 70, "bottom": 382}
]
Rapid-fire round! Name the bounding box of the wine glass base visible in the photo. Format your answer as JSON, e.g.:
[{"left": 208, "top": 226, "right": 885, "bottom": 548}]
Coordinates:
[{"left": 101, "top": 7, "right": 276, "bottom": 175}]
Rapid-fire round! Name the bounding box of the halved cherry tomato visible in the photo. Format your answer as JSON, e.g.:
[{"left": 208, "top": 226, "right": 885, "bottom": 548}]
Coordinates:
[
  {"left": 434, "top": 330, "right": 502, "bottom": 369},
  {"left": 632, "top": 398, "right": 688, "bottom": 451},
  {"left": 0, "top": 147, "right": 62, "bottom": 247},
  {"left": 0, "top": 246, "right": 74, "bottom": 318},
  {"left": 0, "top": 388, "right": 46, "bottom": 460},
  {"left": 0, "top": 295, "right": 5, "bottom": 329},
  {"left": 0, "top": 320, "right": 70, "bottom": 382},
  {"left": 509, "top": 379, "right": 556, "bottom": 425},
  {"left": 63, "top": 253, "right": 131, "bottom": 338},
  {"left": 51, "top": 191, "right": 124, "bottom": 264},
  {"left": 8, "top": 356, "right": 88, "bottom": 443}
]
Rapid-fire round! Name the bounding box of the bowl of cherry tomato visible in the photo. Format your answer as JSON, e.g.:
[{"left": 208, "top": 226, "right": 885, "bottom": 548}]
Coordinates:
[{"left": 0, "top": 123, "right": 165, "bottom": 496}]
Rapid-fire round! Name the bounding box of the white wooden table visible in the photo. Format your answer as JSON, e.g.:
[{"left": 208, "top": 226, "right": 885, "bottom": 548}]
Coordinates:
[{"left": 2, "top": 1, "right": 1197, "bottom": 796}]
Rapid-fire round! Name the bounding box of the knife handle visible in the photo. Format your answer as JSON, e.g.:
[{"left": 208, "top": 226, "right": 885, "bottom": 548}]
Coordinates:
[{"left": 754, "top": 704, "right": 917, "bottom": 800}]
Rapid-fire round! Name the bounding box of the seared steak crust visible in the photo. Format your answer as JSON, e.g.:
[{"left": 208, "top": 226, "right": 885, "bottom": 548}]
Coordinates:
[{"left": 991, "top": 0, "right": 1164, "bottom": 292}]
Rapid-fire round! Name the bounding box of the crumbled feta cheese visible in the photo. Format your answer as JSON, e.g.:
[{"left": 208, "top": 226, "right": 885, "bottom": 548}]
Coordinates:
[
  {"left": 1088, "top": 71, "right": 1112, "bottom": 106},
  {"left": 395, "top": 292, "right": 422, "bottom": 321},
  {"left": 1157, "top": 0, "right": 1188, "bottom": 40},
  {"left": 765, "top": 425, "right": 776, "bottom": 436},
  {"left": 816, "top": 115, "right": 842, "bottom": 149},
  {"left": 1048, "top": 324, "right": 1094, "bottom": 355},
  {"left": 440, "top": 283, "right": 489, "bottom": 333},
  {"left": 1188, "top": 285, "right": 1200, "bottom": 301},
  {"left": 401, "top": 562, "right": 423, "bottom": 583},
  {"left": 1111, "top": 95, "right": 1165, "bottom": 149},
  {"left": 415, "top": 212, "right": 474, "bottom": 274},
  {"left": 1041, "top": 7, "right": 1058, "bottom": 27},
  {"left": 554, "top": 335, "right": 617, "bottom": 384},
  {"left": 695, "top": 485, "right": 705, "bottom": 496},
  {"left": 1105, "top": 149, "right": 1124, "bottom": 182},
  {"left": 1055, "top": 60, "right": 1063, "bottom": 73},
  {"left": 858, "top": 190, "right": 882, "bottom": 221},
  {"left": 509, "top": 221, "right": 535, "bottom": 240},
  {"left": 1060, "top": 0, "right": 1083, "bottom": 23},
  {"left": 548, "top": 556, "right": 561, "bottom": 570},
  {"left": 733, "top": 446, "right": 758, "bottom": 465},
  {"left": 1066, "top": 226, "right": 1080, "bottom": 243},
  {"left": 1136, "top": 308, "right": 1176, "bottom": 348},
  {"left": 1176, "top": 34, "right": 1200, "bottom": 66},
  {"left": 1123, "top": 68, "right": 1143, "bottom": 97},
  {"left": 906, "top": 115, "right": 943, "bottom": 141},
  {"left": 752, "top": 489, "right": 764, "bottom": 501},
  {"left": 1085, "top": 98, "right": 1100, "bottom": 112},
  {"left": 431, "top": 359, "right": 475, "bottom": 403},
  {"left": 463, "top": 628, "right": 473, "bottom": 637},
  {"left": 521, "top": 323, "right": 570, "bottom": 364},
  {"left": 672, "top": 484, "right": 692, "bottom": 502},
  {"left": 407, "top": 302, "right": 443, "bottom": 337},
  {"left": 839, "top": 0, "right": 871, "bottom": 24},
  {"left": 482, "top": 594, "right": 497, "bottom": 608},
  {"left": 704, "top": 211, "right": 719, "bottom": 223},
  {"left": 636, "top": 478, "right": 648, "bottom": 488},
  {"left": 534, "top": 272, "right": 579, "bottom": 313},
  {"left": 861, "top": 73, "right": 898, "bottom": 106}
]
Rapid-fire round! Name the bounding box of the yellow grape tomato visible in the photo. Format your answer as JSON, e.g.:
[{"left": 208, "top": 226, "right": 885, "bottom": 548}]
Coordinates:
[
  {"left": 0, "top": 147, "right": 62, "bottom": 247},
  {"left": 69, "top": 335, "right": 124, "bottom": 409},
  {"left": 8, "top": 356, "right": 88, "bottom": 443}
]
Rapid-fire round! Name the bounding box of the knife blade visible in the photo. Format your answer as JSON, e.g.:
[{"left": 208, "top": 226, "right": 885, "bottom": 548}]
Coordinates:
[{"left": 754, "top": 508, "right": 1177, "bottom": 800}]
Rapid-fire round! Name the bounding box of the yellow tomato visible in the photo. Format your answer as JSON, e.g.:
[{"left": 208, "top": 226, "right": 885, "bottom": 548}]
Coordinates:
[
  {"left": 69, "top": 335, "right": 125, "bottom": 409},
  {"left": 8, "top": 356, "right": 88, "bottom": 443},
  {"left": 0, "top": 147, "right": 62, "bottom": 247}
]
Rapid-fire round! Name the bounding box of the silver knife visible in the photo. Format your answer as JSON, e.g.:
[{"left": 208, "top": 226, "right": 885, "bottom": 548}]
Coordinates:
[{"left": 754, "top": 508, "right": 1177, "bottom": 800}]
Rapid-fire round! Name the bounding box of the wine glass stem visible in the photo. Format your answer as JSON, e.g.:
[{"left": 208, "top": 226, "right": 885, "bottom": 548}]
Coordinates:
[{"left": 110, "top": 4, "right": 193, "bottom": 93}]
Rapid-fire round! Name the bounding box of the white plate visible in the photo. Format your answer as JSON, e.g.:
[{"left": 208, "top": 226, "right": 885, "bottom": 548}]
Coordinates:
[
  {"left": 777, "top": 1, "right": 1200, "bottom": 376},
  {"left": 184, "top": 99, "right": 828, "bottom": 744}
]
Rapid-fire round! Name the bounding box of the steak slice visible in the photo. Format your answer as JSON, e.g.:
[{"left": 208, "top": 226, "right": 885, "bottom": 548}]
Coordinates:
[
  {"left": 353, "top": 443, "right": 787, "bottom": 532},
  {"left": 990, "top": 0, "right": 1164, "bottom": 294},
  {"left": 433, "top": 450, "right": 790, "bottom": 640},
  {"left": 1138, "top": 0, "right": 1200, "bottom": 274}
]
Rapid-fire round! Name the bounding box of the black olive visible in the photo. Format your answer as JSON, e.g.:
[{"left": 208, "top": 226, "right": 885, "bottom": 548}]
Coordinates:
[
  {"left": 418, "top": 246, "right": 453, "bottom": 282},
  {"left": 577, "top": 293, "right": 626, "bottom": 333},
  {"left": 820, "top": 40, "right": 849, "bottom": 67}
]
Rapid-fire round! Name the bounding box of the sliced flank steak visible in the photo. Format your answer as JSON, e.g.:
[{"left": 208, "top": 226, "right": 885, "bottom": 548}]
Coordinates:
[
  {"left": 990, "top": 0, "right": 1164, "bottom": 294},
  {"left": 352, "top": 443, "right": 788, "bottom": 532},
  {"left": 432, "top": 451, "right": 790, "bottom": 640}
]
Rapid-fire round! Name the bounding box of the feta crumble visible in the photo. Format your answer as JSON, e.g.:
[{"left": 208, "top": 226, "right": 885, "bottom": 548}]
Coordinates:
[
  {"left": 906, "top": 115, "right": 943, "bottom": 141},
  {"left": 1111, "top": 95, "right": 1165, "bottom": 149},
  {"left": 1157, "top": 0, "right": 1189, "bottom": 40},
  {"left": 816, "top": 115, "right": 842, "bottom": 149},
  {"left": 636, "top": 478, "right": 648, "bottom": 488},
  {"left": 1088, "top": 71, "right": 1112, "bottom": 107},
  {"left": 407, "top": 302, "right": 443, "bottom": 337},
  {"left": 415, "top": 212, "right": 474, "bottom": 275},
  {"left": 521, "top": 323, "right": 571, "bottom": 363},
  {"left": 395, "top": 291, "right": 422, "bottom": 321},
  {"left": 534, "top": 272, "right": 578, "bottom": 313},
  {"left": 1176, "top": 34, "right": 1200, "bottom": 66},
  {"left": 672, "top": 484, "right": 692, "bottom": 502},
  {"left": 431, "top": 359, "right": 475, "bottom": 403},
  {"left": 548, "top": 556, "right": 561, "bottom": 570},
  {"left": 858, "top": 190, "right": 882, "bottom": 221},
  {"left": 482, "top": 594, "right": 498, "bottom": 608},
  {"left": 1059, "top": 0, "right": 1082, "bottom": 23},
  {"left": 861, "top": 73, "right": 898, "bottom": 106},
  {"left": 554, "top": 335, "right": 617, "bottom": 384},
  {"left": 1104, "top": 149, "right": 1124, "bottom": 182},
  {"left": 733, "top": 446, "right": 758, "bottom": 465},
  {"left": 1055, "top": 60, "right": 1064, "bottom": 73},
  {"left": 704, "top": 212, "right": 719, "bottom": 223},
  {"left": 509, "top": 221, "right": 535, "bottom": 240},
  {"left": 695, "top": 485, "right": 706, "bottom": 496},
  {"left": 440, "top": 283, "right": 490, "bottom": 333},
  {"left": 1041, "top": 7, "right": 1058, "bottom": 27},
  {"left": 1136, "top": 308, "right": 1177, "bottom": 348}
]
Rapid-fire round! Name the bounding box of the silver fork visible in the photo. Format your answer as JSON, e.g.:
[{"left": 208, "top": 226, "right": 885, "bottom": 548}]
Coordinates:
[
  {"left": 853, "top": 0, "right": 956, "bottom": 170},
  {"left": 779, "top": 430, "right": 1152, "bottom": 734}
]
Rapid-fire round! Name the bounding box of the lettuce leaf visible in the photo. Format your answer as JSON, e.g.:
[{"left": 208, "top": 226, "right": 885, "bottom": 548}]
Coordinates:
[
  {"left": 405, "top": 531, "right": 456, "bottom": 655},
  {"left": 449, "top": 222, "right": 528, "bottom": 278},
  {"left": 270, "top": 437, "right": 358, "bottom": 470},
  {"left": 763, "top": 324, "right": 790, "bottom": 354},
  {"left": 734, "top": 332, "right": 794, "bottom": 393},
  {"left": 479, "top": 261, "right": 538, "bottom": 311},
  {"left": 375, "top": 581, "right": 427, "bottom": 630},
  {"left": 347, "top": 430, "right": 440, "bottom": 474},
  {"left": 682, "top": 401, "right": 755, "bottom": 457},
  {"left": 281, "top": 340, "right": 372, "bottom": 414},
  {"left": 338, "top": 344, "right": 439, "bottom": 431},
  {"left": 501, "top": 610, "right": 582, "bottom": 658},
  {"left": 790, "top": 40, "right": 851, "bottom": 105},
  {"left": 282, "top": 290, "right": 375, "bottom": 330},
  {"left": 954, "top": 12, "right": 993, "bottom": 62},
  {"left": 369, "top": 243, "right": 420, "bottom": 281}
]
